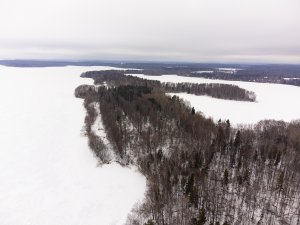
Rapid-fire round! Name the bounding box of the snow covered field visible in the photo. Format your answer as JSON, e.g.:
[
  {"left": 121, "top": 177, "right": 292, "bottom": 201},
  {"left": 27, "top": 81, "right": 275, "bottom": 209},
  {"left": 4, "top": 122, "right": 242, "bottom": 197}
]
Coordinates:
[
  {"left": 217, "top": 68, "right": 242, "bottom": 74},
  {"left": 0, "top": 66, "right": 146, "bottom": 225},
  {"left": 129, "top": 74, "right": 300, "bottom": 125},
  {"left": 192, "top": 70, "right": 214, "bottom": 74}
]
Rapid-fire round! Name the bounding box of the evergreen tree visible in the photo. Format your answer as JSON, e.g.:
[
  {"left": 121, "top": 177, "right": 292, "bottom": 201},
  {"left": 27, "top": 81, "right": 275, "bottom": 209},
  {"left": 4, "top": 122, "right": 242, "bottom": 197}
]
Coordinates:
[
  {"left": 189, "top": 186, "right": 199, "bottom": 208},
  {"left": 191, "top": 218, "right": 198, "bottom": 225},
  {"left": 194, "top": 152, "right": 202, "bottom": 168},
  {"left": 276, "top": 171, "right": 284, "bottom": 192},
  {"left": 223, "top": 169, "right": 229, "bottom": 186},
  {"left": 185, "top": 174, "right": 195, "bottom": 195},
  {"left": 243, "top": 169, "right": 250, "bottom": 185},
  {"left": 191, "top": 208, "right": 207, "bottom": 225},
  {"left": 234, "top": 130, "right": 241, "bottom": 148},
  {"left": 192, "top": 107, "right": 196, "bottom": 115},
  {"left": 198, "top": 207, "right": 207, "bottom": 225},
  {"left": 144, "top": 219, "right": 155, "bottom": 225}
]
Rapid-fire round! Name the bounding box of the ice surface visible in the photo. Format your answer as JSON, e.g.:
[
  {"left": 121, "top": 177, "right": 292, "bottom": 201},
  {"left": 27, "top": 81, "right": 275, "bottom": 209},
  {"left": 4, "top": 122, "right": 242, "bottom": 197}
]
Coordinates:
[{"left": 0, "top": 66, "right": 146, "bottom": 225}]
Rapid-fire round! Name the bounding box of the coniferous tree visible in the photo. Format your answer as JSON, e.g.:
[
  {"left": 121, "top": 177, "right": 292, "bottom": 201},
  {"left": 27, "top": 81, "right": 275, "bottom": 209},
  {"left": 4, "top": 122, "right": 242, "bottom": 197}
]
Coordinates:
[
  {"left": 223, "top": 169, "right": 229, "bottom": 186},
  {"left": 276, "top": 171, "right": 284, "bottom": 192},
  {"left": 185, "top": 174, "right": 195, "bottom": 195},
  {"left": 192, "top": 107, "right": 196, "bottom": 115},
  {"left": 198, "top": 207, "right": 207, "bottom": 225}
]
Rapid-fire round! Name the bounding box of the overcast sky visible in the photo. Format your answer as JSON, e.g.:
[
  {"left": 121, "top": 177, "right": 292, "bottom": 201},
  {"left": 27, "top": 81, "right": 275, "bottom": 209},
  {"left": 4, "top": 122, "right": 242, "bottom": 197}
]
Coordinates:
[{"left": 0, "top": 0, "right": 299, "bottom": 63}]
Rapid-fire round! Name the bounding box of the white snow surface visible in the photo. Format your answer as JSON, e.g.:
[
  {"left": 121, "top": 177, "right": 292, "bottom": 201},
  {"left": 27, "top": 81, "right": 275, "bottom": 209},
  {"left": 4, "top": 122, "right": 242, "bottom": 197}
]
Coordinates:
[
  {"left": 91, "top": 102, "right": 116, "bottom": 162},
  {"left": 129, "top": 74, "right": 300, "bottom": 125},
  {"left": 0, "top": 65, "right": 146, "bottom": 225},
  {"left": 283, "top": 77, "right": 300, "bottom": 80},
  {"left": 217, "top": 68, "right": 242, "bottom": 74},
  {"left": 192, "top": 70, "right": 214, "bottom": 74}
]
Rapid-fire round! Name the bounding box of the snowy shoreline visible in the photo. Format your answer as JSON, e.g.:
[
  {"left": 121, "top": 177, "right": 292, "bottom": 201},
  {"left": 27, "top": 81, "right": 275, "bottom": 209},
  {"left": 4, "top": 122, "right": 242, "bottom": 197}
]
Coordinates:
[{"left": 0, "top": 65, "right": 146, "bottom": 225}]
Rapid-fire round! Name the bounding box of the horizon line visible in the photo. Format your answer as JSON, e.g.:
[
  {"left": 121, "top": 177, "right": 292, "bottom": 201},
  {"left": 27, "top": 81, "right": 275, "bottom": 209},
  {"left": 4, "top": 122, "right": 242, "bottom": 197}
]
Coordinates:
[{"left": 1, "top": 58, "right": 300, "bottom": 66}]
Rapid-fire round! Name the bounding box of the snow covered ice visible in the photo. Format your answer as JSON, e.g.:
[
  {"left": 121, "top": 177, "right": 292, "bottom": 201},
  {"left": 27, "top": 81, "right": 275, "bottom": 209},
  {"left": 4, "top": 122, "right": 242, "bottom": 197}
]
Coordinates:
[{"left": 0, "top": 66, "right": 146, "bottom": 225}]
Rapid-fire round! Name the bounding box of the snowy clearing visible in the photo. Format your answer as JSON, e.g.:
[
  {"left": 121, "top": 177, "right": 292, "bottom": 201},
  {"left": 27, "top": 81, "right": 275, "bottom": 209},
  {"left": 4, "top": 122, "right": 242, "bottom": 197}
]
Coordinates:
[
  {"left": 0, "top": 66, "right": 146, "bottom": 225},
  {"left": 283, "top": 77, "right": 300, "bottom": 80},
  {"left": 128, "top": 74, "right": 300, "bottom": 125},
  {"left": 217, "top": 68, "right": 242, "bottom": 74},
  {"left": 192, "top": 70, "right": 214, "bottom": 74}
]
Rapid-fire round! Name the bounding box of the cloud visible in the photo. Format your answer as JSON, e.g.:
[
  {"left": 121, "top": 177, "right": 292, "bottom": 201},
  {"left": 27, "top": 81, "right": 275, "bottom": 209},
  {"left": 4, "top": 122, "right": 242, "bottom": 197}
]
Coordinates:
[{"left": 0, "top": 0, "right": 299, "bottom": 63}]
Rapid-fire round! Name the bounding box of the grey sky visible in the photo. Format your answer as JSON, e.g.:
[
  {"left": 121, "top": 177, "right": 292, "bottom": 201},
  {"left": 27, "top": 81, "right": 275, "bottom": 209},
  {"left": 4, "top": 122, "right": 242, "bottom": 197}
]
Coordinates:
[{"left": 0, "top": 0, "right": 299, "bottom": 63}]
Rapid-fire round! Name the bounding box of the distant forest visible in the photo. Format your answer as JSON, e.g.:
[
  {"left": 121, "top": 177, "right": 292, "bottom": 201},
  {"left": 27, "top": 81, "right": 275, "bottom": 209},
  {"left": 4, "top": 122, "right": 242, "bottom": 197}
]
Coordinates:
[
  {"left": 75, "top": 71, "right": 300, "bottom": 225},
  {"left": 121, "top": 64, "right": 300, "bottom": 87},
  {"left": 2, "top": 60, "right": 300, "bottom": 86}
]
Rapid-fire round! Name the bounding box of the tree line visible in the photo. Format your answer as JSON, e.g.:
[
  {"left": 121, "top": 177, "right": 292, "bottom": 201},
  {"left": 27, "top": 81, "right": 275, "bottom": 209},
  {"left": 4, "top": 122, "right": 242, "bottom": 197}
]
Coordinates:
[{"left": 81, "top": 70, "right": 256, "bottom": 101}]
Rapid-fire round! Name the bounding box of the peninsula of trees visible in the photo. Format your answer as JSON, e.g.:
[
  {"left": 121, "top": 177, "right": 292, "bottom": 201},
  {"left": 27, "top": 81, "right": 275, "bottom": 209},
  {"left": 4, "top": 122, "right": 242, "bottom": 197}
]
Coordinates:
[
  {"left": 75, "top": 71, "right": 300, "bottom": 225},
  {"left": 81, "top": 70, "right": 256, "bottom": 102}
]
